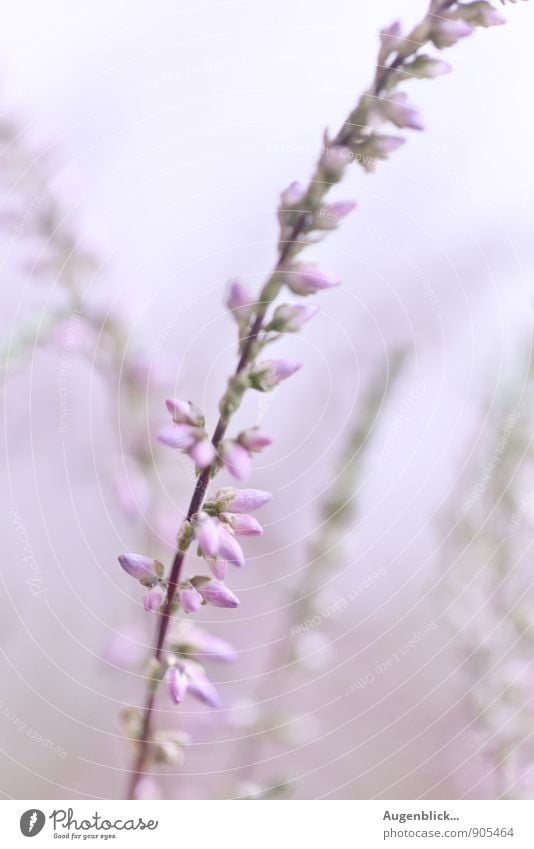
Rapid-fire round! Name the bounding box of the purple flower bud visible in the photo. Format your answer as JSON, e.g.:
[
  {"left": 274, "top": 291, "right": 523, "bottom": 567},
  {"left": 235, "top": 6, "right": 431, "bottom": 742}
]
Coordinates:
[
  {"left": 369, "top": 135, "right": 406, "bottom": 159},
  {"left": 280, "top": 180, "right": 306, "bottom": 207},
  {"left": 198, "top": 580, "right": 240, "bottom": 608},
  {"left": 165, "top": 398, "right": 201, "bottom": 425},
  {"left": 226, "top": 279, "right": 254, "bottom": 320},
  {"left": 183, "top": 626, "right": 238, "bottom": 663},
  {"left": 193, "top": 512, "right": 220, "bottom": 558},
  {"left": 217, "top": 526, "right": 246, "bottom": 568},
  {"left": 378, "top": 93, "right": 424, "bottom": 131},
  {"left": 221, "top": 512, "right": 263, "bottom": 536},
  {"left": 187, "top": 673, "right": 221, "bottom": 708},
  {"left": 157, "top": 423, "right": 201, "bottom": 449},
  {"left": 270, "top": 303, "right": 319, "bottom": 332},
  {"left": 165, "top": 666, "right": 189, "bottom": 705},
  {"left": 208, "top": 557, "right": 228, "bottom": 580},
  {"left": 480, "top": 8, "right": 506, "bottom": 27},
  {"left": 250, "top": 358, "right": 303, "bottom": 391},
  {"left": 405, "top": 56, "right": 452, "bottom": 79},
  {"left": 118, "top": 553, "right": 157, "bottom": 582},
  {"left": 216, "top": 488, "right": 273, "bottom": 513},
  {"left": 430, "top": 18, "right": 474, "bottom": 49},
  {"left": 189, "top": 437, "right": 216, "bottom": 469},
  {"left": 285, "top": 264, "right": 340, "bottom": 296},
  {"left": 221, "top": 441, "right": 252, "bottom": 480},
  {"left": 238, "top": 427, "right": 273, "bottom": 452},
  {"left": 179, "top": 586, "right": 204, "bottom": 613},
  {"left": 380, "top": 20, "right": 402, "bottom": 54},
  {"left": 143, "top": 583, "right": 167, "bottom": 612}
]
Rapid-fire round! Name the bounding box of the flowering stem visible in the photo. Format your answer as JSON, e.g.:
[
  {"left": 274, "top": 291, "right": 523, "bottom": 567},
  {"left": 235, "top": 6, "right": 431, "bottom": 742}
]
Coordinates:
[{"left": 125, "top": 0, "right": 524, "bottom": 798}]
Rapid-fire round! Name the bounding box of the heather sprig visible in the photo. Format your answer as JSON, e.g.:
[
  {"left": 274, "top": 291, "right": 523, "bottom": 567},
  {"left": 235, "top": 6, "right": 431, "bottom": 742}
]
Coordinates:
[{"left": 120, "top": 0, "right": 528, "bottom": 800}]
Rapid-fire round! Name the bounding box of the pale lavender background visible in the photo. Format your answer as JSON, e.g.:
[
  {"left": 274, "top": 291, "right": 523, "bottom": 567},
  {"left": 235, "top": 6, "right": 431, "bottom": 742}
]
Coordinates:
[{"left": 1, "top": 0, "right": 534, "bottom": 799}]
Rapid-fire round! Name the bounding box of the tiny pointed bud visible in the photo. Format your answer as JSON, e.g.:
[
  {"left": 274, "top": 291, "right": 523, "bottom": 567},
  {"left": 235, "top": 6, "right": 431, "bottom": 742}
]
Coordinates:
[
  {"left": 280, "top": 180, "right": 306, "bottom": 207},
  {"left": 221, "top": 512, "right": 263, "bottom": 536},
  {"left": 226, "top": 279, "right": 254, "bottom": 320},
  {"left": 189, "top": 438, "right": 216, "bottom": 469},
  {"left": 193, "top": 512, "right": 220, "bottom": 558},
  {"left": 221, "top": 441, "right": 252, "bottom": 480},
  {"left": 377, "top": 92, "right": 424, "bottom": 130},
  {"left": 182, "top": 626, "right": 238, "bottom": 663},
  {"left": 368, "top": 134, "right": 406, "bottom": 159},
  {"left": 165, "top": 666, "right": 189, "bottom": 705},
  {"left": 285, "top": 264, "right": 340, "bottom": 296},
  {"left": 165, "top": 398, "right": 201, "bottom": 425},
  {"left": 179, "top": 586, "right": 204, "bottom": 613},
  {"left": 198, "top": 580, "right": 240, "bottom": 608},
  {"left": 118, "top": 553, "right": 157, "bottom": 582},
  {"left": 250, "top": 358, "right": 303, "bottom": 391},
  {"left": 187, "top": 674, "right": 221, "bottom": 708},
  {"left": 404, "top": 55, "right": 452, "bottom": 79},
  {"left": 270, "top": 303, "right": 319, "bottom": 332},
  {"left": 238, "top": 427, "right": 273, "bottom": 452},
  {"left": 380, "top": 19, "right": 402, "bottom": 52},
  {"left": 144, "top": 583, "right": 167, "bottom": 612},
  {"left": 430, "top": 18, "right": 474, "bottom": 48},
  {"left": 216, "top": 487, "right": 273, "bottom": 513},
  {"left": 217, "top": 526, "right": 246, "bottom": 568},
  {"left": 157, "top": 423, "right": 200, "bottom": 449},
  {"left": 208, "top": 557, "right": 229, "bottom": 580}
]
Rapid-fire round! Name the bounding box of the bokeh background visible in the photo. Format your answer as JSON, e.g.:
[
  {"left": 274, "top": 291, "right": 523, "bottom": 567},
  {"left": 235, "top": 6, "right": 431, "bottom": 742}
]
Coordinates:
[{"left": 2, "top": 0, "right": 534, "bottom": 800}]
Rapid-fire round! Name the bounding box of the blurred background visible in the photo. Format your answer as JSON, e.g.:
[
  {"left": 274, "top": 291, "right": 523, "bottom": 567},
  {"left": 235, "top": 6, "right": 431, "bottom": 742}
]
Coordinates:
[{"left": 2, "top": 0, "right": 534, "bottom": 800}]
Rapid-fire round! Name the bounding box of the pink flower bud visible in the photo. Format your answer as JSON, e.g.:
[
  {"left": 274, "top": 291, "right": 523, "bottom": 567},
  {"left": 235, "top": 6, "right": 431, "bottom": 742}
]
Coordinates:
[
  {"left": 193, "top": 512, "right": 220, "bottom": 558},
  {"left": 184, "top": 627, "right": 238, "bottom": 663},
  {"left": 216, "top": 488, "right": 273, "bottom": 513},
  {"left": 118, "top": 553, "right": 157, "bottom": 582},
  {"left": 165, "top": 666, "right": 189, "bottom": 705},
  {"left": 405, "top": 56, "right": 452, "bottom": 79},
  {"left": 285, "top": 264, "right": 340, "bottom": 296},
  {"left": 369, "top": 135, "right": 406, "bottom": 159},
  {"left": 179, "top": 586, "right": 204, "bottom": 613},
  {"left": 378, "top": 93, "right": 424, "bottom": 131},
  {"left": 217, "top": 526, "right": 246, "bottom": 568},
  {"left": 143, "top": 583, "right": 167, "bottom": 612},
  {"left": 430, "top": 18, "right": 474, "bottom": 49},
  {"left": 198, "top": 580, "right": 240, "bottom": 608},
  {"left": 221, "top": 441, "right": 252, "bottom": 480},
  {"left": 189, "top": 438, "right": 216, "bottom": 469},
  {"left": 157, "top": 423, "right": 201, "bottom": 449},
  {"left": 271, "top": 303, "right": 319, "bottom": 332},
  {"left": 187, "top": 673, "right": 221, "bottom": 708},
  {"left": 226, "top": 279, "right": 254, "bottom": 319},
  {"left": 238, "top": 427, "right": 273, "bottom": 452},
  {"left": 165, "top": 398, "right": 201, "bottom": 425},
  {"left": 280, "top": 180, "right": 306, "bottom": 207},
  {"left": 208, "top": 557, "right": 228, "bottom": 580},
  {"left": 221, "top": 512, "right": 263, "bottom": 536},
  {"left": 380, "top": 20, "right": 402, "bottom": 54},
  {"left": 250, "top": 358, "right": 303, "bottom": 391}
]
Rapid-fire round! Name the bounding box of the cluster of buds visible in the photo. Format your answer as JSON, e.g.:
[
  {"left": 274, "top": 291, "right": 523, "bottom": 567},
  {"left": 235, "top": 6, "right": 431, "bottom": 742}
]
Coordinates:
[
  {"left": 180, "top": 487, "right": 271, "bottom": 591},
  {"left": 157, "top": 398, "right": 215, "bottom": 469},
  {"left": 118, "top": 488, "right": 271, "bottom": 620},
  {"left": 118, "top": 554, "right": 168, "bottom": 612},
  {"left": 313, "top": 1, "right": 509, "bottom": 175},
  {"left": 220, "top": 427, "right": 273, "bottom": 480}
]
